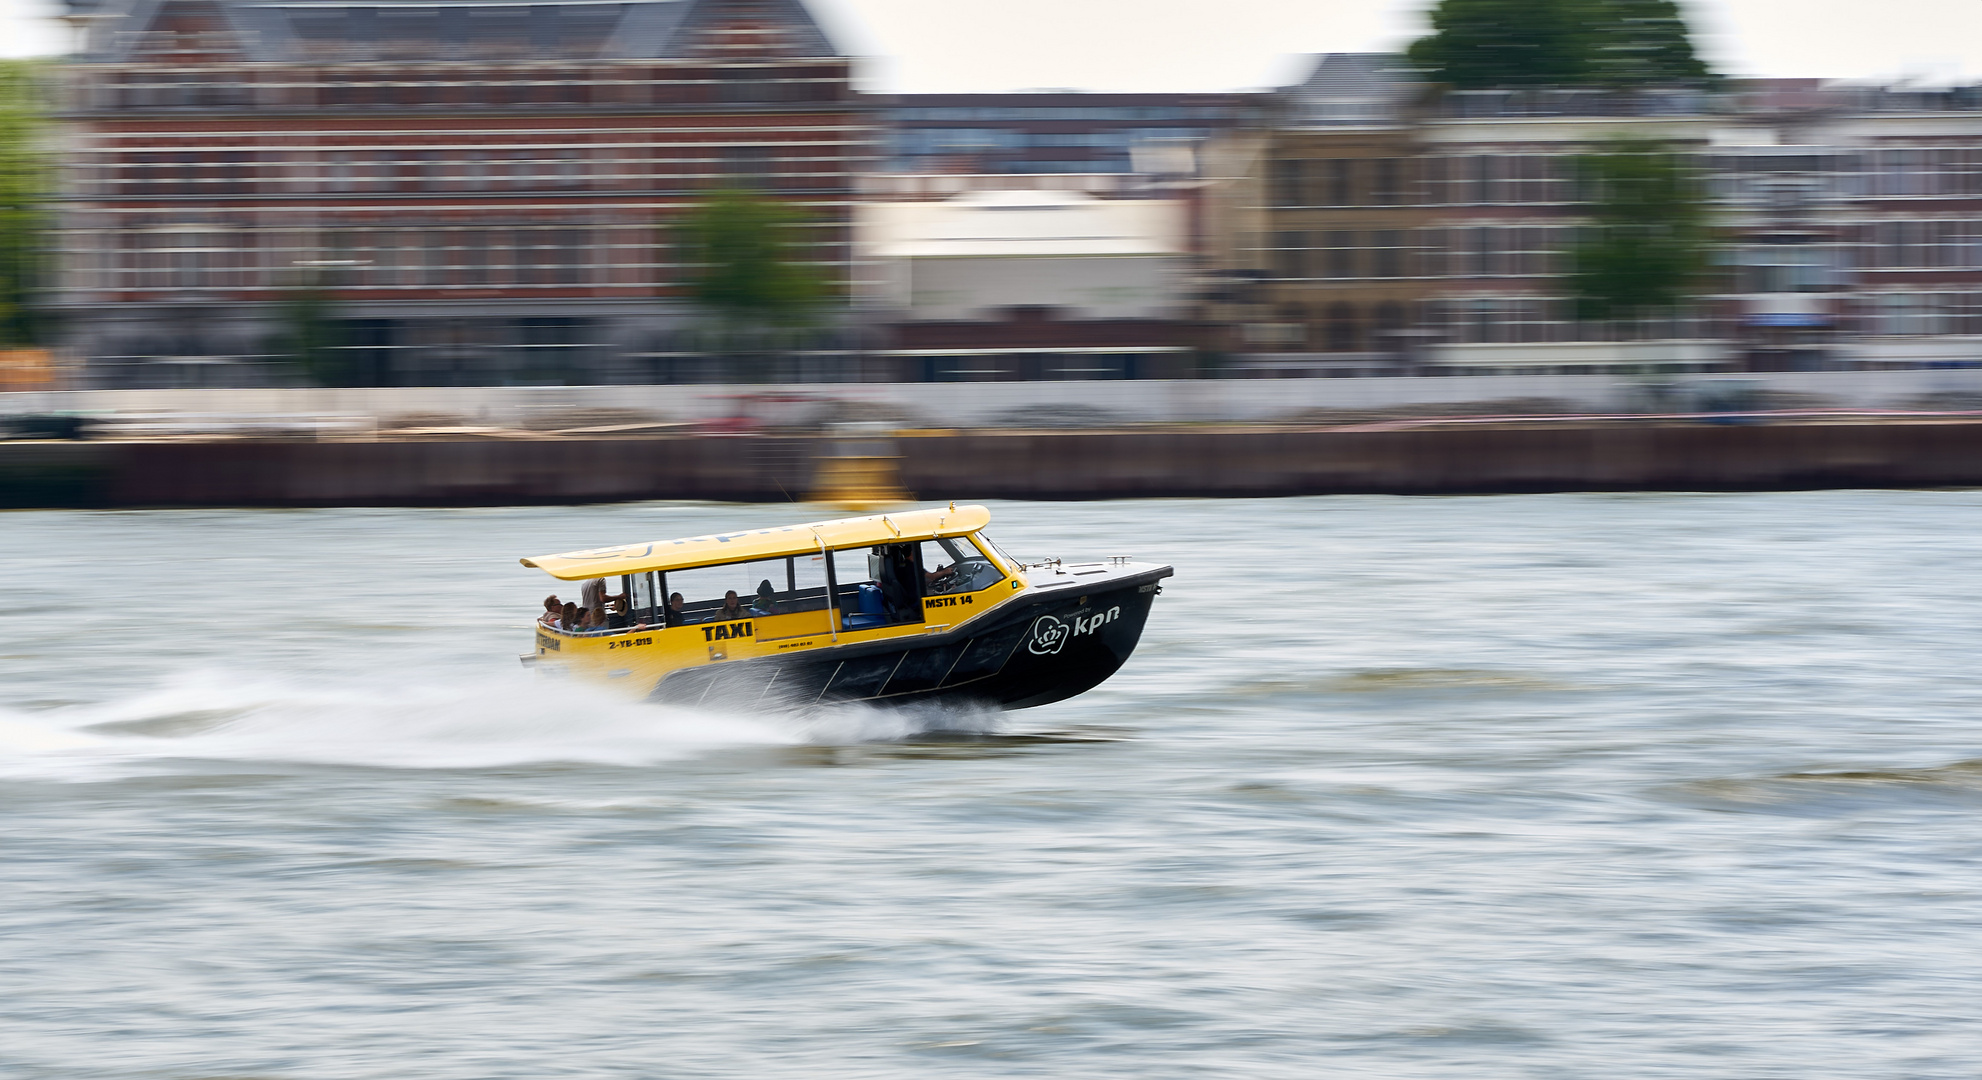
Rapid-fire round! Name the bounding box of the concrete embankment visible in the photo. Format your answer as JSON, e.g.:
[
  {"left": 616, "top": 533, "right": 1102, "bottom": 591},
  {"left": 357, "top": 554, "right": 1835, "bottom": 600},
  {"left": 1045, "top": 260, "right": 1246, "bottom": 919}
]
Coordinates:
[
  {"left": 8, "top": 421, "right": 1982, "bottom": 508},
  {"left": 13, "top": 368, "right": 1982, "bottom": 429}
]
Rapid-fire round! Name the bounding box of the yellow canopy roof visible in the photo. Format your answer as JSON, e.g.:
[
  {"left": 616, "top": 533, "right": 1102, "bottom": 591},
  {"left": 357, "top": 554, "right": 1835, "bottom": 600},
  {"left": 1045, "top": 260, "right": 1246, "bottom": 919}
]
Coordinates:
[{"left": 521, "top": 504, "right": 994, "bottom": 581}]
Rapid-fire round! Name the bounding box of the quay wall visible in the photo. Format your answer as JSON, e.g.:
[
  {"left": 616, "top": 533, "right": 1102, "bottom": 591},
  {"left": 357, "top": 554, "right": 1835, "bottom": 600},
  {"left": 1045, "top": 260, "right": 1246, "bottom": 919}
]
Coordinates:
[
  {"left": 12, "top": 368, "right": 1982, "bottom": 429},
  {"left": 8, "top": 422, "right": 1982, "bottom": 508}
]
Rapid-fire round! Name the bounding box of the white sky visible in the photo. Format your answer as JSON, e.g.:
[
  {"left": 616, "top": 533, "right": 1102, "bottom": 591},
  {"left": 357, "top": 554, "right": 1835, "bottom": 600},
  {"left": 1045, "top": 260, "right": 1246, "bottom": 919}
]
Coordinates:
[{"left": 5, "top": 0, "right": 1981, "bottom": 91}]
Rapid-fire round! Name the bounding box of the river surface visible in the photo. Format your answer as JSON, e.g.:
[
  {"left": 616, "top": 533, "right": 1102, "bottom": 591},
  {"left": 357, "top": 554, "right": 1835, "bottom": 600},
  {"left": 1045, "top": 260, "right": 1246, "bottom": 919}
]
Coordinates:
[{"left": 4, "top": 493, "right": 1982, "bottom": 1078}]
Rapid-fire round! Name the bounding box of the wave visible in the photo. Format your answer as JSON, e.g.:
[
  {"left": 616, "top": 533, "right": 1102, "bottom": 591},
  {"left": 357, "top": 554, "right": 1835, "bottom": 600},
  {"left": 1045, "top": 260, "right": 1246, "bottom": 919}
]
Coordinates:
[
  {"left": 0, "top": 666, "right": 1003, "bottom": 780},
  {"left": 1666, "top": 759, "right": 1982, "bottom": 815}
]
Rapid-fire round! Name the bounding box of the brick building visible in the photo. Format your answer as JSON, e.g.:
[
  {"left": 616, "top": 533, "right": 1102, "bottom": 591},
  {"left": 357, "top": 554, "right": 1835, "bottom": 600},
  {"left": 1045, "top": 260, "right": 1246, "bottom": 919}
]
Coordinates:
[
  {"left": 54, "top": 0, "right": 872, "bottom": 386},
  {"left": 1205, "top": 54, "right": 1730, "bottom": 376},
  {"left": 1412, "top": 86, "right": 1726, "bottom": 374},
  {"left": 1408, "top": 81, "right": 1982, "bottom": 373},
  {"left": 1202, "top": 54, "right": 1436, "bottom": 375},
  {"left": 1769, "top": 83, "right": 1982, "bottom": 369},
  {"left": 1211, "top": 56, "right": 1982, "bottom": 376}
]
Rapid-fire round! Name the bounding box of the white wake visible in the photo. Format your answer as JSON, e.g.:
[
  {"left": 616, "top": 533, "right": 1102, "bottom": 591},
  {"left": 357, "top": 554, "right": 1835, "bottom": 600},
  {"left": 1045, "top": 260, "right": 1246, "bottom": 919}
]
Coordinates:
[{"left": 0, "top": 666, "right": 1000, "bottom": 780}]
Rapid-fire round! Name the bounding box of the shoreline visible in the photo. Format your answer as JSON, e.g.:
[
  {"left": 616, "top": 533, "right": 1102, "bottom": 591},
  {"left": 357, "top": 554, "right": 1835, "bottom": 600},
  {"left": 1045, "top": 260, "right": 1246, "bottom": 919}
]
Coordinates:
[{"left": 8, "top": 419, "right": 1982, "bottom": 508}]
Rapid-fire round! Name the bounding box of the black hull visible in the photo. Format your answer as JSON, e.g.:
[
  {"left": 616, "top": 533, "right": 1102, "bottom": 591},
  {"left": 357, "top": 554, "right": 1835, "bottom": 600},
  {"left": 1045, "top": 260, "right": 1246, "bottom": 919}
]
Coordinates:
[{"left": 648, "top": 566, "right": 1172, "bottom": 711}]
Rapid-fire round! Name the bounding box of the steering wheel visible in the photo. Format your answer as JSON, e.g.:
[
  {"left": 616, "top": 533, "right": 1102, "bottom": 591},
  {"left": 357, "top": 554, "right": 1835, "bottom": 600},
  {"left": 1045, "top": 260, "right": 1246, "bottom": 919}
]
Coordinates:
[{"left": 952, "top": 559, "right": 994, "bottom": 591}]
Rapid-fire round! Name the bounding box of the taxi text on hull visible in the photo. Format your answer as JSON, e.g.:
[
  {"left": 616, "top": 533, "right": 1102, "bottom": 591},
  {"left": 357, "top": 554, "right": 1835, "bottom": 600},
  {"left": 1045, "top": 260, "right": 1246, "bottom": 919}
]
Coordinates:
[{"left": 521, "top": 505, "right": 1173, "bottom": 710}]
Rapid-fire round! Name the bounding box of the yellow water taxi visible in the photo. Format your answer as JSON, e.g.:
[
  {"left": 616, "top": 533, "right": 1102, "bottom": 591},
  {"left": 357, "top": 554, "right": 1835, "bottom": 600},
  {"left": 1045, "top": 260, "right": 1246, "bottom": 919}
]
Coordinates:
[{"left": 521, "top": 505, "right": 1173, "bottom": 709}]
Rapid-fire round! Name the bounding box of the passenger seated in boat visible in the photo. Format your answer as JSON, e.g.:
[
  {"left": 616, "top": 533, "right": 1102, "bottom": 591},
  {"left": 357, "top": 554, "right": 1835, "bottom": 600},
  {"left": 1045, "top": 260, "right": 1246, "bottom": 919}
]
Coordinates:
[
  {"left": 539, "top": 595, "right": 562, "bottom": 626},
  {"left": 581, "top": 606, "right": 607, "bottom": 631},
  {"left": 750, "top": 580, "right": 782, "bottom": 615},
  {"left": 560, "top": 601, "right": 581, "bottom": 631},
  {"left": 667, "top": 592, "right": 686, "bottom": 626},
  {"left": 714, "top": 590, "right": 746, "bottom": 622}
]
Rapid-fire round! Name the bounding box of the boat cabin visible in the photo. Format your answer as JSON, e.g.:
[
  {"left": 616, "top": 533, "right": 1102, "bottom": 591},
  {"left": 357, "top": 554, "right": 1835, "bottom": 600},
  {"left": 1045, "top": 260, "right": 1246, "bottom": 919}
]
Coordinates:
[{"left": 522, "top": 505, "right": 1019, "bottom": 650}]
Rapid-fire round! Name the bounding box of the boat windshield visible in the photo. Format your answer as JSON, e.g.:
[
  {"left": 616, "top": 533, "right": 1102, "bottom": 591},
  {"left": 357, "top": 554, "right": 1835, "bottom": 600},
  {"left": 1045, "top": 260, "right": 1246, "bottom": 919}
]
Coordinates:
[
  {"left": 977, "top": 533, "right": 1020, "bottom": 568},
  {"left": 918, "top": 536, "right": 1004, "bottom": 595}
]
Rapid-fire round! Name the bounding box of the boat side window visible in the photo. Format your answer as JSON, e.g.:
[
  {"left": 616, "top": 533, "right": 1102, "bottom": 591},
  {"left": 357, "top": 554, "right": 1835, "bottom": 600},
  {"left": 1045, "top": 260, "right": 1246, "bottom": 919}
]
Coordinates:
[
  {"left": 830, "top": 543, "right": 925, "bottom": 630},
  {"left": 627, "top": 572, "right": 658, "bottom": 627},
  {"left": 662, "top": 554, "right": 831, "bottom": 626},
  {"left": 918, "top": 536, "right": 1004, "bottom": 595}
]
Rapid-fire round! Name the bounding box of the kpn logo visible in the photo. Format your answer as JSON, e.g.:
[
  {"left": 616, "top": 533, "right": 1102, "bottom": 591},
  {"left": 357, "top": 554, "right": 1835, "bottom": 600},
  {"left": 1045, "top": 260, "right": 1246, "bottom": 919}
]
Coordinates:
[{"left": 1027, "top": 606, "right": 1121, "bottom": 655}]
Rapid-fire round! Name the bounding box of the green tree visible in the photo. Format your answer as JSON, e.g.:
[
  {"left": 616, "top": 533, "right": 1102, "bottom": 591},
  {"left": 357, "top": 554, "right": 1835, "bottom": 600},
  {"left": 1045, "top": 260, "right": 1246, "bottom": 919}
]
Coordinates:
[
  {"left": 1407, "top": 0, "right": 1594, "bottom": 88},
  {"left": 276, "top": 269, "right": 349, "bottom": 386},
  {"left": 1566, "top": 139, "right": 1714, "bottom": 324},
  {"left": 1408, "top": 0, "right": 1714, "bottom": 89},
  {"left": 1587, "top": 0, "right": 1713, "bottom": 87},
  {"left": 0, "top": 60, "right": 51, "bottom": 347},
  {"left": 675, "top": 187, "right": 828, "bottom": 353}
]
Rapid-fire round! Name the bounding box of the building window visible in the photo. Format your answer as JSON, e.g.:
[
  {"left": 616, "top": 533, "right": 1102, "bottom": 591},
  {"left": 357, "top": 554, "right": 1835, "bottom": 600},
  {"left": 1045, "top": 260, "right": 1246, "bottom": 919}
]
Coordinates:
[
  {"left": 394, "top": 231, "right": 422, "bottom": 287},
  {"left": 1915, "top": 219, "right": 1978, "bottom": 268},
  {"left": 137, "top": 227, "right": 239, "bottom": 292},
  {"left": 1374, "top": 300, "right": 1407, "bottom": 342},
  {"left": 1962, "top": 292, "right": 1982, "bottom": 334},
  {"left": 1472, "top": 155, "right": 1497, "bottom": 205},
  {"left": 1325, "top": 302, "right": 1359, "bottom": 352},
  {"left": 127, "top": 153, "right": 160, "bottom": 195},
  {"left": 1471, "top": 227, "right": 1495, "bottom": 277},
  {"left": 1372, "top": 230, "right": 1405, "bottom": 278},
  {"left": 1544, "top": 156, "right": 1573, "bottom": 203},
  {"left": 1418, "top": 228, "right": 1446, "bottom": 277},
  {"left": 217, "top": 151, "right": 249, "bottom": 195},
  {"left": 1329, "top": 159, "right": 1353, "bottom": 206},
  {"left": 1870, "top": 292, "right": 1953, "bottom": 335},
  {"left": 723, "top": 145, "right": 772, "bottom": 188},
  {"left": 1469, "top": 298, "right": 1500, "bottom": 343},
  {"left": 1421, "top": 156, "right": 1448, "bottom": 205},
  {"left": 1374, "top": 159, "right": 1401, "bottom": 206},
  {"left": 1325, "top": 230, "right": 1356, "bottom": 279},
  {"left": 1887, "top": 220, "right": 1924, "bottom": 268},
  {"left": 327, "top": 151, "right": 354, "bottom": 193},
  {"left": 1498, "top": 155, "right": 1557, "bottom": 204},
  {"left": 1273, "top": 231, "right": 1306, "bottom": 278},
  {"left": 1434, "top": 295, "right": 1708, "bottom": 345},
  {"left": 420, "top": 230, "right": 447, "bottom": 287},
  {"left": 1499, "top": 227, "right": 1564, "bottom": 277},
  {"left": 1272, "top": 158, "right": 1301, "bottom": 206},
  {"left": 1737, "top": 243, "right": 1841, "bottom": 293},
  {"left": 1878, "top": 149, "right": 1926, "bottom": 197},
  {"left": 1957, "top": 150, "right": 1982, "bottom": 197},
  {"left": 1868, "top": 221, "right": 1898, "bottom": 268}
]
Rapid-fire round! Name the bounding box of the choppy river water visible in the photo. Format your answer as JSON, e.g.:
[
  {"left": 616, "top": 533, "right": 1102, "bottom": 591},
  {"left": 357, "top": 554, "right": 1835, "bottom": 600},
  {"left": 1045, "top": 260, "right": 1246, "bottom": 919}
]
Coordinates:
[{"left": 5, "top": 493, "right": 1982, "bottom": 1078}]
